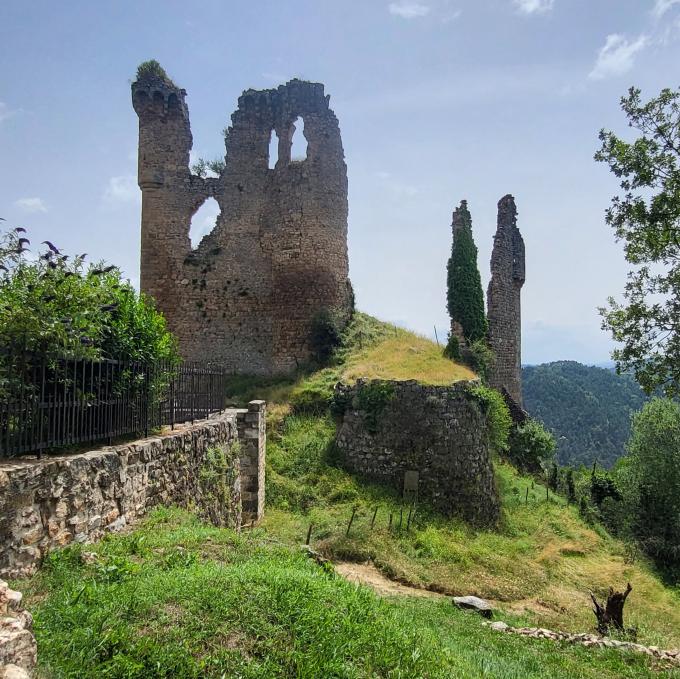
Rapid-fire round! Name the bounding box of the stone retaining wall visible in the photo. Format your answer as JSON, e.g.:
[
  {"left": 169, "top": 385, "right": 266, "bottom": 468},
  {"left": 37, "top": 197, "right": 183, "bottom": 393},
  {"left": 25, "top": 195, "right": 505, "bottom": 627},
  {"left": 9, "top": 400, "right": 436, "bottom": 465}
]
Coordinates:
[
  {"left": 0, "top": 401, "right": 265, "bottom": 579},
  {"left": 334, "top": 380, "right": 499, "bottom": 524},
  {"left": 0, "top": 580, "right": 36, "bottom": 679}
]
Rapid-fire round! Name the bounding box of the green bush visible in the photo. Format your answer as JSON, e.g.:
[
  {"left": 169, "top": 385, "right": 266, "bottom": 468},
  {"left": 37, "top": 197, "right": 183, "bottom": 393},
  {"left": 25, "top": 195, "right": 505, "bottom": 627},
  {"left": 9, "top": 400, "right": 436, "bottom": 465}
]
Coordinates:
[
  {"left": 462, "top": 340, "right": 495, "bottom": 381},
  {"left": 467, "top": 384, "right": 512, "bottom": 453},
  {"left": 0, "top": 226, "right": 178, "bottom": 398},
  {"left": 443, "top": 333, "right": 461, "bottom": 361},
  {"left": 357, "top": 381, "right": 395, "bottom": 433},
  {"left": 309, "top": 307, "right": 344, "bottom": 364},
  {"left": 508, "top": 419, "right": 556, "bottom": 474},
  {"left": 135, "top": 59, "right": 174, "bottom": 85}
]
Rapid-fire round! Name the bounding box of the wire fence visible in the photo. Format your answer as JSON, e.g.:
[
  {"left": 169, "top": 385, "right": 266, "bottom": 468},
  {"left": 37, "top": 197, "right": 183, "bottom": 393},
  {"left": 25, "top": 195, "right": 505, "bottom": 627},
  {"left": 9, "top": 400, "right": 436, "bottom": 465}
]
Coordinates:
[{"left": 0, "top": 357, "right": 229, "bottom": 459}]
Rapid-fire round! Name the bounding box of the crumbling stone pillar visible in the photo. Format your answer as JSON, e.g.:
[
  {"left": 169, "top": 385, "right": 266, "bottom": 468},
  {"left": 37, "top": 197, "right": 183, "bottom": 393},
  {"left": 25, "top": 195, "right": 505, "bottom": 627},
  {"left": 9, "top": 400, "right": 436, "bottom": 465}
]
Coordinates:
[
  {"left": 487, "top": 195, "right": 525, "bottom": 405},
  {"left": 236, "top": 400, "right": 266, "bottom": 523}
]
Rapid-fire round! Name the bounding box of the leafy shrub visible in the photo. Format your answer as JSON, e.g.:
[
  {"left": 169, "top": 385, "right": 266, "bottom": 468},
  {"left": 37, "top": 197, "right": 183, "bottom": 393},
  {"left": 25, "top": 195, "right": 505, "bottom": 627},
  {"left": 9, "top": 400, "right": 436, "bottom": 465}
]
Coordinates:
[
  {"left": 191, "top": 157, "right": 226, "bottom": 178},
  {"left": 309, "top": 307, "right": 344, "bottom": 364},
  {"left": 508, "top": 418, "right": 556, "bottom": 474},
  {"left": 0, "top": 226, "right": 178, "bottom": 398},
  {"left": 135, "top": 59, "right": 174, "bottom": 85},
  {"left": 443, "top": 333, "right": 461, "bottom": 361},
  {"left": 357, "top": 381, "right": 395, "bottom": 433},
  {"left": 467, "top": 384, "right": 512, "bottom": 453},
  {"left": 462, "top": 340, "right": 495, "bottom": 381}
]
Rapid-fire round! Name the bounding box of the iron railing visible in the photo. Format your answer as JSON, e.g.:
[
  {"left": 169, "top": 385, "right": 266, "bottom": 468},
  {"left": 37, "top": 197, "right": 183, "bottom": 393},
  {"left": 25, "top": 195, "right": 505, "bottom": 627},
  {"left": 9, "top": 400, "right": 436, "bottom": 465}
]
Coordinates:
[{"left": 0, "top": 358, "right": 229, "bottom": 459}]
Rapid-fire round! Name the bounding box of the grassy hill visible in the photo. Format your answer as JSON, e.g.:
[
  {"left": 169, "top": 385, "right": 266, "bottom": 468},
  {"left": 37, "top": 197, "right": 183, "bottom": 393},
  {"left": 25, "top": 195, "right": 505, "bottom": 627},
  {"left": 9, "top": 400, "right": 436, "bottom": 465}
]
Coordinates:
[
  {"left": 522, "top": 361, "right": 649, "bottom": 468},
  {"left": 16, "top": 313, "right": 680, "bottom": 677}
]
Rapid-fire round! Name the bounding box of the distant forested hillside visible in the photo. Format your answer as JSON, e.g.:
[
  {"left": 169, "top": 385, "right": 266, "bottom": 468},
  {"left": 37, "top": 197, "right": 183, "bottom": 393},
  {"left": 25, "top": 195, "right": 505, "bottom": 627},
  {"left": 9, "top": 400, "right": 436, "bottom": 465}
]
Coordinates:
[{"left": 522, "top": 361, "right": 648, "bottom": 468}]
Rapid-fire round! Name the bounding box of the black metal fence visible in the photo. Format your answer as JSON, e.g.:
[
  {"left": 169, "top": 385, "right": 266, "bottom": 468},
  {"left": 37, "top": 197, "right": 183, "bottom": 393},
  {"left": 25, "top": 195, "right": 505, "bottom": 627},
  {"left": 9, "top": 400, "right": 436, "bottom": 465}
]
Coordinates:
[{"left": 0, "top": 357, "right": 229, "bottom": 459}]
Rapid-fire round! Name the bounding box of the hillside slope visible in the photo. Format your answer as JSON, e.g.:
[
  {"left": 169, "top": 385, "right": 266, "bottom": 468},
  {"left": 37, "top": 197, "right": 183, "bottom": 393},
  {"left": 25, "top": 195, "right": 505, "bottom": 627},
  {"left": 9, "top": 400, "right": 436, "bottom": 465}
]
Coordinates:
[
  {"left": 16, "top": 314, "right": 680, "bottom": 677},
  {"left": 523, "top": 360, "right": 648, "bottom": 468},
  {"left": 227, "top": 314, "right": 680, "bottom": 651}
]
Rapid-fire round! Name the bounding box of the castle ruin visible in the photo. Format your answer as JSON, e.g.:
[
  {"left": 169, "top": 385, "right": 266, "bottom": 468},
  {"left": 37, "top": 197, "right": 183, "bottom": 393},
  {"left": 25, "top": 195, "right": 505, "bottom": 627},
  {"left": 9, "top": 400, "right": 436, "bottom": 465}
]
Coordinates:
[
  {"left": 487, "top": 194, "right": 525, "bottom": 405},
  {"left": 132, "top": 70, "right": 351, "bottom": 374}
]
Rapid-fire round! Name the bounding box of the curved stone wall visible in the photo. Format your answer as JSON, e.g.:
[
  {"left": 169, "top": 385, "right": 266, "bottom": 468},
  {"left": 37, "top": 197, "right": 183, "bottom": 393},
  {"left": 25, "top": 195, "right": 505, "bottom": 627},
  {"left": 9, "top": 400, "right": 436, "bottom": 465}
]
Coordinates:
[{"left": 334, "top": 380, "right": 499, "bottom": 525}]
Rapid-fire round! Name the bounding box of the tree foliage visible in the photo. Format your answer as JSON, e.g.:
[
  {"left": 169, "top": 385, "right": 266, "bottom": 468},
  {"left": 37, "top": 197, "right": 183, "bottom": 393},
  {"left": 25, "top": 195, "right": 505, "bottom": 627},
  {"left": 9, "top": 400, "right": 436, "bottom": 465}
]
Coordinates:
[
  {"left": 507, "top": 418, "right": 556, "bottom": 474},
  {"left": 624, "top": 398, "right": 680, "bottom": 569},
  {"left": 467, "top": 384, "right": 512, "bottom": 453},
  {"left": 0, "top": 225, "right": 177, "bottom": 387},
  {"left": 446, "top": 202, "right": 487, "bottom": 343},
  {"left": 596, "top": 86, "right": 680, "bottom": 396},
  {"left": 522, "top": 361, "right": 648, "bottom": 468}
]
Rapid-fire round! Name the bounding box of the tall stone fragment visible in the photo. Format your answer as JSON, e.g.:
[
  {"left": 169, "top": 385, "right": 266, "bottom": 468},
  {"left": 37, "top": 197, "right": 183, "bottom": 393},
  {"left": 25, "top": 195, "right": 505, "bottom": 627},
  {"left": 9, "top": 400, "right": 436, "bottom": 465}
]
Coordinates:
[
  {"left": 132, "top": 72, "right": 351, "bottom": 374},
  {"left": 487, "top": 195, "right": 525, "bottom": 405}
]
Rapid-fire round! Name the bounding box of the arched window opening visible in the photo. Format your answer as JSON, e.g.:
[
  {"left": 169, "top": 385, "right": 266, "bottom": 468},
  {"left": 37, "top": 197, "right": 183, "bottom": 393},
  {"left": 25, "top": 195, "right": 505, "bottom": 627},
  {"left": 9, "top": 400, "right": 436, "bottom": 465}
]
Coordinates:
[
  {"left": 290, "top": 116, "right": 308, "bottom": 161},
  {"left": 189, "top": 197, "right": 220, "bottom": 249},
  {"left": 268, "top": 129, "right": 279, "bottom": 169}
]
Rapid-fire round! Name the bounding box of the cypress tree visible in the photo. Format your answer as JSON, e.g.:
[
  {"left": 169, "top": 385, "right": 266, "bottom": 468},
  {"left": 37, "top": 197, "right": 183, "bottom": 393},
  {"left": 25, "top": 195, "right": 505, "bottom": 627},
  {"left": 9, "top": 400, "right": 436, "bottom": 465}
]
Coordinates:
[{"left": 446, "top": 201, "right": 487, "bottom": 343}]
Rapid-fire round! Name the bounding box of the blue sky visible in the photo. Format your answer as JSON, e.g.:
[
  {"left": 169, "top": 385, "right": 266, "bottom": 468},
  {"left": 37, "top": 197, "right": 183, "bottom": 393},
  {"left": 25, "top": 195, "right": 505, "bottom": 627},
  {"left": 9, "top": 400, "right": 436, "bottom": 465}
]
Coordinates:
[{"left": 1, "top": 0, "right": 678, "bottom": 365}]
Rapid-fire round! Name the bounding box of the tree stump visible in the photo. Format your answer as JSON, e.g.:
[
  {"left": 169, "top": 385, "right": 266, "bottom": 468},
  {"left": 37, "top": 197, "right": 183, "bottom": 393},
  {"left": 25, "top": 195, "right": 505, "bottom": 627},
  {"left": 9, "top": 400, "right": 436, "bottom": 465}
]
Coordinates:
[{"left": 589, "top": 583, "right": 632, "bottom": 635}]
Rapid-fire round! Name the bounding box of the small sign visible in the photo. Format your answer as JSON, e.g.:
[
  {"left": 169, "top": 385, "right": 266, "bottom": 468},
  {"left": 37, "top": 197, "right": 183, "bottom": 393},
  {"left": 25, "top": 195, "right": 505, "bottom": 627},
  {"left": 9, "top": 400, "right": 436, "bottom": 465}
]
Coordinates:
[{"left": 403, "top": 470, "right": 419, "bottom": 502}]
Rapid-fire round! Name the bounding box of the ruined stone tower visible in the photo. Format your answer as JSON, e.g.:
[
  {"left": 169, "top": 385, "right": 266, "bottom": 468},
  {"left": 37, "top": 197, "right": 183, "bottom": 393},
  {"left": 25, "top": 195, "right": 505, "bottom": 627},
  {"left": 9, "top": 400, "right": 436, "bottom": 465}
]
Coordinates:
[
  {"left": 487, "top": 195, "right": 525, "bottom": 405},
  {"left": 132, "top": 69, "right": 350, "bottom": 374}
]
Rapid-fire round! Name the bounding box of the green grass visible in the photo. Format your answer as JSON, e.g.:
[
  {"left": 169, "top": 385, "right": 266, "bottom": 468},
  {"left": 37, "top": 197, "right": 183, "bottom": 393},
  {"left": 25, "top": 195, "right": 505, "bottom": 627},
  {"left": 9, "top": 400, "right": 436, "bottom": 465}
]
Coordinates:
[
  {"left": 16, "top": 311, "right": 680, "bottom": 676},
  {"left": 260, "top": 412, "right": 680, "bottom": 649},
  {"left": 221, "top": 312, "right": 680, "bottom": 652},
  {"left": 18, "top": 508, "right": 678, "bottom": 678}
]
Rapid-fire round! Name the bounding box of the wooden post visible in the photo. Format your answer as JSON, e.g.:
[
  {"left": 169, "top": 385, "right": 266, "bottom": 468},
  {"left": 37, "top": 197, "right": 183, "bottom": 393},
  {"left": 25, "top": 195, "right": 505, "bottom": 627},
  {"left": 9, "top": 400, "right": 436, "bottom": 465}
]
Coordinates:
[
  {"left": 388, "top": 513, "right": 393, "bottom": 530},
  {"left": 406, "top": 506, "right": 415, "bottom": 532},
  {"left": 525, "top": 488, "right": 529, "bottom": 505},
  {"left": 346, "top": 507, "right": 357, "bottom": 537},
  {"left": 306, "top": 524, "right": 313, "bottom": 546},
  {"left": 370, "top": 507, "right": 378, "bottom": 530}
]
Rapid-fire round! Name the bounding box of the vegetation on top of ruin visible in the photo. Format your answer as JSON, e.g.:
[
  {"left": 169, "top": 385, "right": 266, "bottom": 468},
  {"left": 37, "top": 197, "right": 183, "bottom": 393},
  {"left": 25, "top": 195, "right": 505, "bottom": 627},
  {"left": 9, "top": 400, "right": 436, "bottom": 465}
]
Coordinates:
[
  {"left": 135, "top": 59, "right": 177, "bottom": 87},
  {"left": 20, "top": 506, "right": 677, "bottom": 678},
  {"left": 191, "top": 157, "right": 226, "bottom": 178}
]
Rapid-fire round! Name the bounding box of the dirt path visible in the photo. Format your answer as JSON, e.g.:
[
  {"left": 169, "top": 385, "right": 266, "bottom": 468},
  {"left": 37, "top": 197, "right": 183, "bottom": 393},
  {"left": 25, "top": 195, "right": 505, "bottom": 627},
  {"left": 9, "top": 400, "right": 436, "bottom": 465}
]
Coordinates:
[{"left": 334, "top": 562, "right": 446, "bottom": 599}]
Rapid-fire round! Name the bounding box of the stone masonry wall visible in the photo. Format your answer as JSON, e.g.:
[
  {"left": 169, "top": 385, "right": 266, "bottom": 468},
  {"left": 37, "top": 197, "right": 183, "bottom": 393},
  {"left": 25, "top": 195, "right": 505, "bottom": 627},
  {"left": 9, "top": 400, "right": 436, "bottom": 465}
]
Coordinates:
[
  {"left": 334, "top": 380, "right": 499, "bottom": 525},
  {"left": 132, "top": 75, "right": 350, "bottom": 375},
  {"left": 0, "top": 580, "right": 36, "bottom": 679},
  {"left": 0, "top": 402, "right": 266, "bottom": 579},
  {"left": 487, "top": 194, "right": 525, "bottom": 406}
]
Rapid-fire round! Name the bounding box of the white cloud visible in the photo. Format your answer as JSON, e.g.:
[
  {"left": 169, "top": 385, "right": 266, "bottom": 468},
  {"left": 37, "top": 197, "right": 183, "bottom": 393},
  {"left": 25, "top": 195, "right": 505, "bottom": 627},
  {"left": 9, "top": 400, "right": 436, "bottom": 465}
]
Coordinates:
[
  {"left": 0, "top": 102, "right": 16, "bottom": 124},
  {"left": 103, "top": 175, "right": 140, "bottom": 205},
  {"left": 442, "top": 8, "right": 462, "bottom": 22},
  {"left": 652, "top": 0, "right": 680, "bottom": 19},
  {"left": 375, "top": 171, "right": 418, "bottom": 197},
  {"left": 588, "top": 33, "right": 648, "bottom": 80},
  {"left": 513, "top": 0, "right": 554, "bottom": 15},
  {"left": 14, "top": 197, "right": 47, "bottom": 214},
  {"left": 388, "top": 1, "right": 430, "bottom": 19}
]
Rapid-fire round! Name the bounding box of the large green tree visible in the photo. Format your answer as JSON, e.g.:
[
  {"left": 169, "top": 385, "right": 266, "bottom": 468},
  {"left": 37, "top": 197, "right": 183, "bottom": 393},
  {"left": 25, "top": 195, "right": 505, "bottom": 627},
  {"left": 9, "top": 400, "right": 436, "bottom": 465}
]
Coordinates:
[
  {"left": 623, "top": 398, "right": 680, "bottom": 570},
  {"left": 446, "top": 201, "right": 487, "bottom": 343},
  {"left": 596, "top": 86, "right": 680, "bottom": 396}
]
